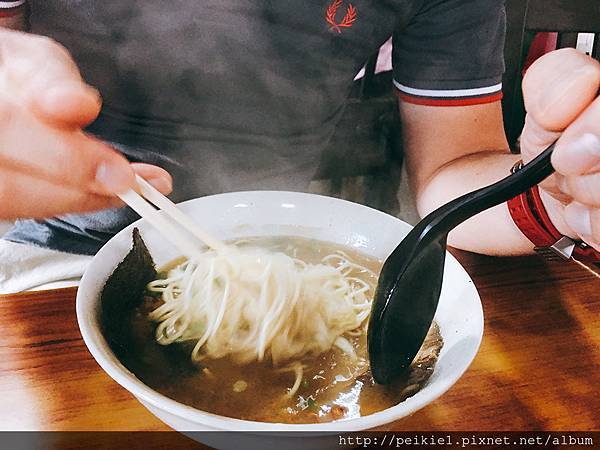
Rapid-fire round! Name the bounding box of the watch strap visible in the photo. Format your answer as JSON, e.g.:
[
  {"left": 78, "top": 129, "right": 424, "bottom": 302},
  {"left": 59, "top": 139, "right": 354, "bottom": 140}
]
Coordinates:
[
  {"left": 508, "top": 186, "right": 557, "bottom": 247},
  {"left": 508, "top": 184, "right": 600, "bottom": 267}
]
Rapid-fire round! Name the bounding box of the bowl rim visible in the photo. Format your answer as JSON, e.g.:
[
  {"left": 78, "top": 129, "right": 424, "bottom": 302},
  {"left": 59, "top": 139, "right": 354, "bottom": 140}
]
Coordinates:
[{"left": 76, "top": 190, "right": 483, "bottom": 432}]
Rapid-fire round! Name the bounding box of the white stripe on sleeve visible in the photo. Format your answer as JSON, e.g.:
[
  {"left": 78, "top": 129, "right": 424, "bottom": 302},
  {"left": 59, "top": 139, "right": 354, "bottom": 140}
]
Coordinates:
[
  {"left": 0, "top": 1, "right": 25, "bottom": 8},
  {"left": 393, "top": 80, "right": 502, "bottom": 98}
]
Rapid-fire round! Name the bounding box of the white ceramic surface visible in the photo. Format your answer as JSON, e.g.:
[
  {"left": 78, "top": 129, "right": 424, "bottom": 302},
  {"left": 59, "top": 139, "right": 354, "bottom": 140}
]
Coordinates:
[{"left": 76, "top": 191, "right": 483, "bottom": 448}]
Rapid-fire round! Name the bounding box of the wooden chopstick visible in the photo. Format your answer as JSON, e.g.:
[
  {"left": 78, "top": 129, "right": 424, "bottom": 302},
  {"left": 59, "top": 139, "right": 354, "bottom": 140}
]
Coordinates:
[
  {"left": 135, "top": 175, "right": 227, "bottom": 252},
  {"left": 117, "top": 176, "right": 227, "bottom": 258},
  {"left": 118, "top": 189, "right": 201, "bottom": 258}
]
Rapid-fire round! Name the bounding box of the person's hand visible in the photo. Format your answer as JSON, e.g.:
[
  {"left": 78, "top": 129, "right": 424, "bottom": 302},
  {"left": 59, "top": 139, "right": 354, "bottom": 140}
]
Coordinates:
[
  {"left": 0, "top": 28, "right": 172, "bottom": 220},
  {"left": 521, "top": 48, "right": 600, "bottom": 251}
]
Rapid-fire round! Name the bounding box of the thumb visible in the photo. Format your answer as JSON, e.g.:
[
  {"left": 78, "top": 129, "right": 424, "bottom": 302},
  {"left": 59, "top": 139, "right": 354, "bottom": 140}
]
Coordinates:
[
  {"left": 522, "top": 48, "right": 600, "bottom": 132},
  {"left": 520, "top": 49, "right": 600, "bottom": 164}
]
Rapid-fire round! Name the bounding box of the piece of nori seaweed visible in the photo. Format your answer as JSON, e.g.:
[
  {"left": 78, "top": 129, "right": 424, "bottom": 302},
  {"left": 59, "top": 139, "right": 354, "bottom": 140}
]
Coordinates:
[
  {"left": 100, "top": 228, "right": 197, "bottom": 379},
  {"left": 100, "top": 227, "right": 157, "bottom": 361}
]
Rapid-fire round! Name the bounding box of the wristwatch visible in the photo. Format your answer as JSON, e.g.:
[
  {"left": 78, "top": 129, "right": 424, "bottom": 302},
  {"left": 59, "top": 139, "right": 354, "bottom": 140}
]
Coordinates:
[{"left": 507, "top": 160, "right": 600, "bottom": 268}]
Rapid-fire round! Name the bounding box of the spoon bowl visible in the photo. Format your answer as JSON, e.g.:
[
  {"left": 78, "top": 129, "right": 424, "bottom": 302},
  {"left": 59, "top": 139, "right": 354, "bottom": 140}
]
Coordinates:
[{"left": 369, "top": 223, "right": 447, "bottom": 383}]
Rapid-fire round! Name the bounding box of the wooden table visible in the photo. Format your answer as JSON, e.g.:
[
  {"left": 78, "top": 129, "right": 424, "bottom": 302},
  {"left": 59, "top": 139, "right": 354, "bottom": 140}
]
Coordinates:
[{"left": 0, "top": 251, "right": 598, "bottom": 443}]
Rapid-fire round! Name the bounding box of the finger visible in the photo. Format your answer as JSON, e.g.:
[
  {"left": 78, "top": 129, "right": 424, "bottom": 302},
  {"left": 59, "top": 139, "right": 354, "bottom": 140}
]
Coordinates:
[
  {"left": 105, "top": 164, "right": 174, "bottom": 209},
  {"left": 563, "top": 202, "right": 600, "bottom": 250},
  {"left": 541, "top": 173, "right": 571, "bottom": 202},
  {"left": 591, "top": 208, "right": 600, "bottom": 251},
  {"left": 32, "top": 81, "right": 102, "bottom": 128},
  {"left": 0, "top": 106, "right": 135, "bottom": 195},
  {"left": 519, "top": 113, "right": 561, "bottom": 164},
  {"left": 131, "top": 163, "right": 173, "bottom": 195},
  {"left": 0, "top": 168, "right": 123, "bottom": 220},
  {"left": 0, "top": 29, "right": 101, "bottom": 127},
  {"left": 523, "top": 48, "right": 600, "bottom": 131},
  {"left": 551, "top": 98, "right": 600, "bottom": 176},
  {"left": 559, "top": 172, "right": 600, "bottom": 206},
  {"left": 519, "top": 114, "right": 562, "bottom": 193}
]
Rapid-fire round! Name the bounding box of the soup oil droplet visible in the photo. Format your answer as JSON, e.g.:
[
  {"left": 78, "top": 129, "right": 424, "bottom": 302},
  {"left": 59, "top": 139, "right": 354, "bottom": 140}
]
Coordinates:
[{"left": 233, "top": 380, "right": 248, "bottom": 392}]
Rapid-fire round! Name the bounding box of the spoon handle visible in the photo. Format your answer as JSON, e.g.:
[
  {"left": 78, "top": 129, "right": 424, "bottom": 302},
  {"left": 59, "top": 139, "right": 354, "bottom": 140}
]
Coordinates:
[{"left": 426, "top": 143, "right": 555, "bottom": 234}]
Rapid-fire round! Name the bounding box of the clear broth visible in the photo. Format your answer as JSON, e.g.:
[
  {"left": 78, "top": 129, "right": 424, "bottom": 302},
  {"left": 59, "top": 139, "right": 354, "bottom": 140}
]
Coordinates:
[{"left": 122, "top": 236, "right": 443, "bottom": 423}]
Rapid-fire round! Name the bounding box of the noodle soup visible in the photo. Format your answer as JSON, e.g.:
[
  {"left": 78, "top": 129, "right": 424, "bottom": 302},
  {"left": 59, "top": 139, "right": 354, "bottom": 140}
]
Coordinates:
[{"left": 109, "top": 236, "right": 443, "bottom": 423}]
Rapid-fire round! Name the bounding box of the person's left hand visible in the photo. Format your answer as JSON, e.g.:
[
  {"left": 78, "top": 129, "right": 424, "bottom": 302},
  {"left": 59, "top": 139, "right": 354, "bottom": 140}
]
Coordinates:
[{"left": 520, "top": 48, "right": 600, "bottom": 251}]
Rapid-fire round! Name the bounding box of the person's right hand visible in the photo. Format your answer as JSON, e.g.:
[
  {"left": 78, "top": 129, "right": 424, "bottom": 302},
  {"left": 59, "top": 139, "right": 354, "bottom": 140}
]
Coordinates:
[
  {"left": 0, "top": 28, "right": 172, "bottom": 220},
  {"left": 521, "top": 49, "right": 600, "bottom": 251}
]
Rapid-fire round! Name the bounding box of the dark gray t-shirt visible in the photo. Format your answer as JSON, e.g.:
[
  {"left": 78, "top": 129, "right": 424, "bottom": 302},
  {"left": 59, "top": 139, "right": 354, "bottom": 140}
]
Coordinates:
[{"left": 5, "top": 0, "right": 505, "bottom": 254}]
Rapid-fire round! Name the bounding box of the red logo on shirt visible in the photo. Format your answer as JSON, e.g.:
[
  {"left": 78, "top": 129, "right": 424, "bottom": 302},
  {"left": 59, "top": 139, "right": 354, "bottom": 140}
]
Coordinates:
[{"left": 326, "top": 0, "right": 357, "bottom": 33}]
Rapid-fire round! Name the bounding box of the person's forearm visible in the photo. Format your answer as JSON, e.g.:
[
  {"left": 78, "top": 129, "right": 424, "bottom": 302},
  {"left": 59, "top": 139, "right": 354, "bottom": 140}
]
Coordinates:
[
  {"left": 416, "top": 150, "right": 538, "bottom": 256},
  {"left": 400, "top": 101, "right": 541, "bottom": 256}
]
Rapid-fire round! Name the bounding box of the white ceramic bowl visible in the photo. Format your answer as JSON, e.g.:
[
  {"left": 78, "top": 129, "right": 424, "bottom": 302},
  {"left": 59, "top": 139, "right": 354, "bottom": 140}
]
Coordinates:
[{"left": 76, "top": 191, "right": 483, "bottom": 449}]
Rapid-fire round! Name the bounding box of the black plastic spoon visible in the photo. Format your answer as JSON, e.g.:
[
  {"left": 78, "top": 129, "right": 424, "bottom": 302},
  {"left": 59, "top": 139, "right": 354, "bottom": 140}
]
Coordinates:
[{"left": 368, "top": 143, "right": 556, "bottom": 384}]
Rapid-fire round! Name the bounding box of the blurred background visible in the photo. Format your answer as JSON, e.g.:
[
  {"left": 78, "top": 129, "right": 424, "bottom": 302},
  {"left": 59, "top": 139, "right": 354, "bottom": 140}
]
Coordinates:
[{"left": 1, "top": 0, "right": 599, "bottom": 237}]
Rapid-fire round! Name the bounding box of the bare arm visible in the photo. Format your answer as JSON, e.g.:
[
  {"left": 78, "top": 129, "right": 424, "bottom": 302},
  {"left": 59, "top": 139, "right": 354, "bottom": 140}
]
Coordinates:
[
  {"left": 403, "top": 49, "right": 600, "bottom": 257},
  {"left": 400, "top": 100, "right": 533, "bottom": 256}
]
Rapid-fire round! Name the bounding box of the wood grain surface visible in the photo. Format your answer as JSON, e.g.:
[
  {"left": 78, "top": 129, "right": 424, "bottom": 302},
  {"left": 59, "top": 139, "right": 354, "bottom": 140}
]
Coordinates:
[{"left": 0, "top": 251, "right": 597, "bottom": 446}]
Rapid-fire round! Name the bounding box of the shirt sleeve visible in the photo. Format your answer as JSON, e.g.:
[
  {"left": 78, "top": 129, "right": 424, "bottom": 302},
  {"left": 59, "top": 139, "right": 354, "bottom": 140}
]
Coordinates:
[
  {"left": 0, "top": 0, "right": 26, "bottom": 17},
  {"left": 0, "top": 1, "right": 26, "bottom": 10},
  {"left": 393, "top": 0, "right": 506, "bottom": 106}
]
